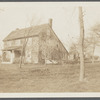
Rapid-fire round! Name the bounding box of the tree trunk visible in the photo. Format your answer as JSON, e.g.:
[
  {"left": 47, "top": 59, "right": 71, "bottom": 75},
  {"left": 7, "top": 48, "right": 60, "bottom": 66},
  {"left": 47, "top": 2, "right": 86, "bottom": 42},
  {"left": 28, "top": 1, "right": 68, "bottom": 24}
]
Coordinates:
[
  {"left": 19, "top": 48, "right": 24, "bottom": 68},
  {"left": 19, "top": 38, "right": 28, "bottom": 68},
  {"left": 92, "top": 43, "right": 95, "bottom": 63},
  {"left": 79, "top": 7, "right": 85, "bottom": 81}
]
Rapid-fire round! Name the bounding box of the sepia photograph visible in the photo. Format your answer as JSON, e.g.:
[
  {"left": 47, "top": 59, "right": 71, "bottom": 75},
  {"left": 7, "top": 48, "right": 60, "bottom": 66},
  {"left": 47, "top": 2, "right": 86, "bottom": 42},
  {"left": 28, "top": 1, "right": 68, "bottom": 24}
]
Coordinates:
[{"left": 0, "top": 2, "right": 100, "bottom": 96}]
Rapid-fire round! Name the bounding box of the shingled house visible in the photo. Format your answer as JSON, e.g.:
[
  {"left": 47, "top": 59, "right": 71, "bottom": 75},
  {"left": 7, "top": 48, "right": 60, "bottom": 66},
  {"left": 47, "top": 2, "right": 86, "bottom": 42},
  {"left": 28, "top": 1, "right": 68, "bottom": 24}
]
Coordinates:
[{"left": 2, "top": 19, "right": 68, "bottom": 64}]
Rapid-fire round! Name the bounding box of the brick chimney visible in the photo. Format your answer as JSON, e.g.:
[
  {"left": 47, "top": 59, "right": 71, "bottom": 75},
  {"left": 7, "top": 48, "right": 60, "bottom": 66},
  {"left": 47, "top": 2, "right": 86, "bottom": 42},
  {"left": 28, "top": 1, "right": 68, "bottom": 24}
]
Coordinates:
[{"left": 49, "top": 18, "right": 52, "bottom": 28}]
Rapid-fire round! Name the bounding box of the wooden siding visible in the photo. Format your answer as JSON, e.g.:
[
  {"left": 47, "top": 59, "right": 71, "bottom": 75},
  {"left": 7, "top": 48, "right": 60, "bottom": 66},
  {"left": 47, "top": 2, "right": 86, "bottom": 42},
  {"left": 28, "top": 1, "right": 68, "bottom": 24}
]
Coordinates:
[
  {"left": 31, "top": 37, "right": 39, "bottom": 63},
  {"left": 38, "top": 28, "right": 68, "bottom": 63},
  {"left": 3, "top": 25, "right": 68, "bottom": 64}
]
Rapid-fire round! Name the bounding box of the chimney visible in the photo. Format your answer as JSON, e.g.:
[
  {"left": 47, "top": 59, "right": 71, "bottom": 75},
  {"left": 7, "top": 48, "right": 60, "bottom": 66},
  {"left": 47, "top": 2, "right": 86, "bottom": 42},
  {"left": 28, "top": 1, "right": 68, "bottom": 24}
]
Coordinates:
[
  {"left": 16, "top": 28, "right": 19, "bottom": 30},
  {"left": 49, "top": 18, "right": 52, "bottom": 28}
]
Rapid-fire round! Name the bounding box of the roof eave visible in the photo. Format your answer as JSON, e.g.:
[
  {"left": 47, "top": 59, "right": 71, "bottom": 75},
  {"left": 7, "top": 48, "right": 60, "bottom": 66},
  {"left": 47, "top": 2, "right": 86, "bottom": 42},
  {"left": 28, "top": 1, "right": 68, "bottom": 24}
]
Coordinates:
[
  {"left": 3, "top": 35, "right": 39, "bottom": 42},
  {"left": 47, "top": 24, "right": 69, "bottom": 54}
]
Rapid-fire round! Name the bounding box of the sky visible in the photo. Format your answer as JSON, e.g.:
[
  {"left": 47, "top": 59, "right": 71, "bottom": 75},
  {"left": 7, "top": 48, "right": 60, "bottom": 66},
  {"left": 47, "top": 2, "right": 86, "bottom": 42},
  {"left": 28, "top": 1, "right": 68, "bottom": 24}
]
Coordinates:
[{"left": 0, "top": 2, "right": 100, "bottom": 56}]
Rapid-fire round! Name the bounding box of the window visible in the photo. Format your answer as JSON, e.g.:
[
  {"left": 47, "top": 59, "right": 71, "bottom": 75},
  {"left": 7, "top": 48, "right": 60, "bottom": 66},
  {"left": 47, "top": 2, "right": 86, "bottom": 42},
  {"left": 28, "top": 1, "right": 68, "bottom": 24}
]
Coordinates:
[
  {"left": 7, "top": 41, "right": 11, "bottom": 47},
  {"left": 4, "top": 42, "right": 7, "bottom": 48},
  {"left": 11, "top": 40, "right": 20, "bottom": 46},
  {"left": 20, "top": 39, "right": 24, "bottom": 45},
  {"left": 15, "top": 40, "right": 20, "bottom": 46},
  {"left": 12, "top": 40, "right": 15, "bottom": 46},
  {"left": 27, "top": 38, "right": 32, "bottom": 46}
]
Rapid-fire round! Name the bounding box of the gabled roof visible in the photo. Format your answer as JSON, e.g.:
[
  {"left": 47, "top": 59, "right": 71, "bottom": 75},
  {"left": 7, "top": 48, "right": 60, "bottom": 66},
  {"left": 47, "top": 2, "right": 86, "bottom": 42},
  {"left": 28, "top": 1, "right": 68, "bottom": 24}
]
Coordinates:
[
  {"left": 3, "top": 24, "right": 48, "bottom": 41},
  {"left": 3, "top": 23, "right": 69, "bottom": 53},
  {"left": 2, "top": 46, "right": 22, "bottom": 51},
  {"left": 47, "top": 25, "right": 69, "bottom": 54}
]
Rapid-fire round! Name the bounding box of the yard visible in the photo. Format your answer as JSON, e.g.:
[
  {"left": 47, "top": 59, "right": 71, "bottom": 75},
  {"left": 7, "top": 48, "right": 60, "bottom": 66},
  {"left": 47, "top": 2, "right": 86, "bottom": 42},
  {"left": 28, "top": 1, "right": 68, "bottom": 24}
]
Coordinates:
[{"left": 0, "top": 63, "right": 100, "bottom": 92}]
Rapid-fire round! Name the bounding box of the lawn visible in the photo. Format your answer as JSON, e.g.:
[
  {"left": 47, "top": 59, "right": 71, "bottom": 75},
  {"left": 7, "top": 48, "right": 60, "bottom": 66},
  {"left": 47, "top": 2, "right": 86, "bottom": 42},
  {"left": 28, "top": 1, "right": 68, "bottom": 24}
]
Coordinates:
[{"left": 0, "top": 63, "right": 100, "bottom": 92}]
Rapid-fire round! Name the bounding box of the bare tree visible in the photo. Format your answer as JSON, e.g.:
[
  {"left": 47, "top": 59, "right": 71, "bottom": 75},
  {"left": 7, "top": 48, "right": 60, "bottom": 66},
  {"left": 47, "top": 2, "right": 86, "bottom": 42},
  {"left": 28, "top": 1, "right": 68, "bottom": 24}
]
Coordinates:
[
  {"left": 19, "top": 28, "right": 32, "bottom": 68},
  {"left": 19, "top": 15, "right": 42, "bottom": 68},
  {"left": 83, "top": 24, "right": 100, "bottom": 63},
  {"left": 26, "top": 14, "right": 43, "bottom": 26},
  {"left": 84, "top": 31, "right": 100, "bottom": 63}
]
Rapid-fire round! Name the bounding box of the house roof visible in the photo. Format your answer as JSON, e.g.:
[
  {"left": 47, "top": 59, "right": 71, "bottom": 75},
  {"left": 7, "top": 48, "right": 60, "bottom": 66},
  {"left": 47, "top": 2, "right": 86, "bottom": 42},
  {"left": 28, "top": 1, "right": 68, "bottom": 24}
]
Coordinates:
[
  {"left": 2, "top": 46, "right": 22, "bottom": 51},
  {"left": 3, "top": 23, "right": 69, "bottom": 53},
  {"left": 3, "top": 24, "right": 48, "bottom": 41}
]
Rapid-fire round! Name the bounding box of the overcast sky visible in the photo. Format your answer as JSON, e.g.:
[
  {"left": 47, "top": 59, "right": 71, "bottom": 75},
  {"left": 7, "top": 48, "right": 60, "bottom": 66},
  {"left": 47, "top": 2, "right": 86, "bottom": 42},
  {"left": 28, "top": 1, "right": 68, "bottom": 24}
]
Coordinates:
[{"left": 0, "top": 2, "right": 100, "bottom": 55}]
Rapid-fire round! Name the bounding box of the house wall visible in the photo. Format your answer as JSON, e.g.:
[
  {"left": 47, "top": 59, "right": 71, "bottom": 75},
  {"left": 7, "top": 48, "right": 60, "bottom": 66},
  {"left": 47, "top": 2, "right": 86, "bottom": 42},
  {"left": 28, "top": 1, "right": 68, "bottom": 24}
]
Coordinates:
[
  {"left": 31, "top": 37, "right": 39, "bottom": 63},
  {"left": 4, "top": 39, "right": 22, "bottom": 48},
  {"left": 24, "top": 37, "right": 39, "bottom": 63},
  {"left": 4, "top": 41, "right": 11, "bottom": 48},
  {"left": 38, "top": 29, "right": 68, "bottom": 63},
  {"left": 3, "top": 28, "right": 68, "bottom": 64},
  {"left": 24, "top": 38, "right": 32, "bottom": 63},
  {"left": 47, "top": 29, "right": 68, "bottom": 62},
  {"left": 3, "top": 39, "right": 23, "bottom": 63}
]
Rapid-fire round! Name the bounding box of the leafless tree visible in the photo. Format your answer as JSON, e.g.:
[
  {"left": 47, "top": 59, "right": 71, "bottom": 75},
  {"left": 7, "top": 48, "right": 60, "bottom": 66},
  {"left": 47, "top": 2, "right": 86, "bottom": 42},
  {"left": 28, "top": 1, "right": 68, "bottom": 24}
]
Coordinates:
[
  {"left": 84, "top": 31, "right": 100, "bottom": 63},
  {"left": 19, "top": 15, "right": 42, "bottom": 68},
  {"left": 83, "top": 23, "right": 100, "bottom": 63}
]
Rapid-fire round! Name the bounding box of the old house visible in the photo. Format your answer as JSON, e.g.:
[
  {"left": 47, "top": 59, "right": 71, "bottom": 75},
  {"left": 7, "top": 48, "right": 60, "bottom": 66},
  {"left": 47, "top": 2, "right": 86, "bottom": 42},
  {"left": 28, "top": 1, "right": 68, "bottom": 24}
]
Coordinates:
[{"left": 2, "top": 19, "right": 68, "bottom": 64}]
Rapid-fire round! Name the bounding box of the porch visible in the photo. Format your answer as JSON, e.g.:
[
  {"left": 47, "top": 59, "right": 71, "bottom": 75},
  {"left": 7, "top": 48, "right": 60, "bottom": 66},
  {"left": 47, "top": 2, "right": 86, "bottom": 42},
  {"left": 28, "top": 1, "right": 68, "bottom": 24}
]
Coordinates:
[{"left": 2, "top": 46, "right": 22, "bottom": 64}]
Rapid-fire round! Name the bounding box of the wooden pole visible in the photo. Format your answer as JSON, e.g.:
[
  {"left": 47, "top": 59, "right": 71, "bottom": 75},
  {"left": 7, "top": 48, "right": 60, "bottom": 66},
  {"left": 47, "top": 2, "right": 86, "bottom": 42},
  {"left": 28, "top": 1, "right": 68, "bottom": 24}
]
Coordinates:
[{"left": 79, "top": 7, "right": 85, "bottom": 81}]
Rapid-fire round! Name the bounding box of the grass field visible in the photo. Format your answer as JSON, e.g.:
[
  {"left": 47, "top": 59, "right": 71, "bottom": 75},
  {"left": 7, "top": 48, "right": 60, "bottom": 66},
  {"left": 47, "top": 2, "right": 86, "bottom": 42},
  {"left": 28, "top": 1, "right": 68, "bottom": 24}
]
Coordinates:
[{"left": 0, "top": 63, "right": 100, "bottom": 92}]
